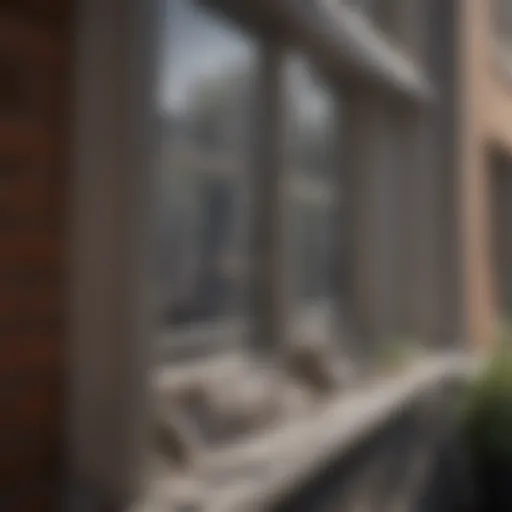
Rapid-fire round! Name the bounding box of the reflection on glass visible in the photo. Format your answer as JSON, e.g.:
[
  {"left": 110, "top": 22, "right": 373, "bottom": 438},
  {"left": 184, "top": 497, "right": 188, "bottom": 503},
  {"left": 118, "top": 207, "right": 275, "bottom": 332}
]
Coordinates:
[
  {"left": 286, "top": 57, "right": 341, "bottom": 343},
  {"left": 493, "top": 0, "right": 512, "bottom": 67},
  {"left": 156, "top": 0, "right": 255, "bottom": 329},
  {"left": 494, "top": 0, "right": 512, "bottom": 37}
]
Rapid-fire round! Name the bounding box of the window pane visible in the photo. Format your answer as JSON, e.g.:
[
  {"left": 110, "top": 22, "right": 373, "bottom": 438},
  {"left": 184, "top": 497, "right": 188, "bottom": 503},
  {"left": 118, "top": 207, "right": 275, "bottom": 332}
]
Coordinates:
[
  {"left": 286, "top": 56, "right": 342, "bottom": 343},
  {"left": 156, "top": 0, "right": 256, "bottom": 333}
]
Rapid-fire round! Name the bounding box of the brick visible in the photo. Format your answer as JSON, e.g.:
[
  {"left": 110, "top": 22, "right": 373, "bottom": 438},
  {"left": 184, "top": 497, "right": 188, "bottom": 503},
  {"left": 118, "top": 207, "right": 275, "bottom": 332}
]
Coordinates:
[
  {"left": 0, "top": 51, "right": 64, "bottom": 126},
  {"left": 0, "top": 265, "right": 61, "bottom": 288},
  {"left": 0, "top": 57, "right": 29, "bottom": 117},
  {"left": 0, "top": 121, "right": 58, "bottom": 159},
  {"left": 0, "top": 479, "right": 58, "bottom": 512},
  {"left": 0, "top": 369, "right": 60, "bottom": 399},
  {"left": 1, "top": 0, "right": 72, "bottom": 31},
  {"left": 0, "top": 1, "right": 69, "bottom": 510},
  {"left": 0, "top": 429, "right": 56, "bottom": 478},
  {"left": 0, "top": 14, "right": 64, "bottom": 63},
  {"left": 0, "top": 168, "right": 56, "bottom": 216},
  {"left": 0, "top": 234, "right": 61, "bottom": 264}
]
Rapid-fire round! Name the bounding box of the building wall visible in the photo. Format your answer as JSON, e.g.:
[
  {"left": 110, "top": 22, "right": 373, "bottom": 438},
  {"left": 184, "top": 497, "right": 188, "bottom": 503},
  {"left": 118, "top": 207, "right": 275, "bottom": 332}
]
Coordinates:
[
  {"left": 0, "top": 1, "right": 71, "bottom": 510},
  {"left": 0, "top": 0, "right": 482, "bottom": 508},
  {"left": 460, "top": 0, "right": 512, "bottom": 349},
  {"left": 430, "top": 0, "right": 461, "bottom": 345}
]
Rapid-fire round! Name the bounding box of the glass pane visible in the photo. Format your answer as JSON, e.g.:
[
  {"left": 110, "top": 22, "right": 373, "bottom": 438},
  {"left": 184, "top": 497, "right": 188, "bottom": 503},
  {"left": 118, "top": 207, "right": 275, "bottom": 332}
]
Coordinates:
[
  {"left": 286, "top": 56, "right": 342, "bottom": 343},
  {"left": 156, "top": 0, "right": 256, "bottom": 333},
  {"left": 495, "top": 0, "right": 512, "bottom": 38}
]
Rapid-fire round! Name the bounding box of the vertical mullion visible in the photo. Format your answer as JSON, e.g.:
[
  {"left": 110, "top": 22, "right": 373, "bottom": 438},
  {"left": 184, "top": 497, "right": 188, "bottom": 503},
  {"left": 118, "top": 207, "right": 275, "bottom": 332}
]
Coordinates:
[
  {"left": 250, "top": 39, "right": 286, "bottom": 352},
  {"left": 344, "top": 93, "right": 399, "bottom": 352},
  {"left": 344, "top": 95, "right": 377, "bottom": 350},
  {"left": 334, "top": 94, "right": 356, "bottom": 349}
]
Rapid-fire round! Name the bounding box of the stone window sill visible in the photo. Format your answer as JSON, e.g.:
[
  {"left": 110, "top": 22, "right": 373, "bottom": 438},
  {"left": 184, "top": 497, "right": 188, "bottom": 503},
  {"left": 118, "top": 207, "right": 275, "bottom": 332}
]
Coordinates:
[{"left": 138, "top": 353, "right": 474, "bottom": 512}]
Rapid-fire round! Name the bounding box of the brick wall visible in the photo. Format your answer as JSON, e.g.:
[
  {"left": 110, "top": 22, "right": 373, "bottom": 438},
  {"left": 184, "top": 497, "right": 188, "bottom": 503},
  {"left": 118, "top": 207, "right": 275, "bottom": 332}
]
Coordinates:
[{"left": 0, "top": 1, "right": 71, "bottom": 510}]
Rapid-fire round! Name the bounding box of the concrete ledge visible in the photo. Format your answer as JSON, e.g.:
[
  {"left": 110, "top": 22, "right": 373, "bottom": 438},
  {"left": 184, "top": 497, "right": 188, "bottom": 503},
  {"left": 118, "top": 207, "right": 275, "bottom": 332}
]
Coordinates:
[{"left": 138, "top": 354, "right": 474, "bottom": 512}]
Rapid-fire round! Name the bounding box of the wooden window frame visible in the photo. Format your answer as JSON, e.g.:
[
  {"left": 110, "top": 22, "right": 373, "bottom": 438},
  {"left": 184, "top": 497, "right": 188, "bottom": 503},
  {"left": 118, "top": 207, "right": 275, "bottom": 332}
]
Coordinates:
[
  {"left": 281, "top": 53, "right": 349, "bottom": 347},
  {"left": 67, "top": 0, "right": 158, "bottom": 508},
  {"left": 66, "top": 1, "right": 352, "bottom": 510}
]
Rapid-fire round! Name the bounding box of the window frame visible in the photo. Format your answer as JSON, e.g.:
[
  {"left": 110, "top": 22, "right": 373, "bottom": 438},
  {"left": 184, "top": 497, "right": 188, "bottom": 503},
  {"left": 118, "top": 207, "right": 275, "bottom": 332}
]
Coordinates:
[
  {"left": 491, "top": 0, "right": 512, "bottom": 84},
  {"left": 282, "top": 53, "right": 348, "bottom": 346},
  {"left": 67, "top": 0, "right": 159, "bottom": 508},
  {"left": 155, "top": 2, "right": 270, "bottom": 360},
  {"left": 67, "top": 1, "right": 354, "bottom": 509}
]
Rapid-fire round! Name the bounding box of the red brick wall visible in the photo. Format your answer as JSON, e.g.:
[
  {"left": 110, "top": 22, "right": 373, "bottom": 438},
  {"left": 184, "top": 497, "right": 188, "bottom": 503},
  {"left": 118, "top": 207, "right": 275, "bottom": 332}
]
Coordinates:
[{"left": 0, "top": 1, "right": 71, "bottom": 510}]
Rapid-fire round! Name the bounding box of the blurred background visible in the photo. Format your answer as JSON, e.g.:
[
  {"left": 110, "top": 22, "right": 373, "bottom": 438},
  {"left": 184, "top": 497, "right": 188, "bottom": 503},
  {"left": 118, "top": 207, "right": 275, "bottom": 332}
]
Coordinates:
[{"left": 2, "top": 0, "right": 512, "bottom": 511}]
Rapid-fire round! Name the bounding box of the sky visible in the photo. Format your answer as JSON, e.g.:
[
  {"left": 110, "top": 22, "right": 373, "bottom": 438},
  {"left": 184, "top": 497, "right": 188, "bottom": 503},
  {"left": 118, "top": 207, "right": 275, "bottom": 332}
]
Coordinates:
[
  {"left": 157, "top": 0, "right": 333, "bottom": 129},
  {"left": 158, "top": 0, "right": 255, "bottom": 113}
]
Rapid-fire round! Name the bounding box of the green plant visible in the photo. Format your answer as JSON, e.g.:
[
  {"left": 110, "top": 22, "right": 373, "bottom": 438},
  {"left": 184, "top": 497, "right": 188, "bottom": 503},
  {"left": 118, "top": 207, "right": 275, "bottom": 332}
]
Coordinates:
[
  {"left": 375, "top": 337, "right": 419, "bottom": 374},
  {"left": 462, "top": 343, "right": 512, "bottom": 462}
]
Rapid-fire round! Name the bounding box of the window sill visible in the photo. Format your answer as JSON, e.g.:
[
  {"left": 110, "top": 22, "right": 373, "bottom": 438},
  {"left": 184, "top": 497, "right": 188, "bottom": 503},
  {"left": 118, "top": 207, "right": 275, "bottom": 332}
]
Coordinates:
[
  {"left": 139, "top": 353, "right": 474, "bottom": 512},
  {"left": 156, "top": 319, "right": 247, "bottom": 362}
]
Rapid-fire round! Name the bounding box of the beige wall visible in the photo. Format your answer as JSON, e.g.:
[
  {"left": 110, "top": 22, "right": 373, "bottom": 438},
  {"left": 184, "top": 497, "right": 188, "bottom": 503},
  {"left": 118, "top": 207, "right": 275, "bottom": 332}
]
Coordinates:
[
  {"left": 488, "top": 78, "right": 512, "bottom": 151},
  {"left": 460, "top": 0, "right": 512, "bottom": 350}
]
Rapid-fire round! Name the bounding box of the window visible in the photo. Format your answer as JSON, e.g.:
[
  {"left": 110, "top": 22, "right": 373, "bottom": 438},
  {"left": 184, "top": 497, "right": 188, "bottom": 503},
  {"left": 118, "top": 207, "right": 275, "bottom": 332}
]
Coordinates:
[
  {"left": 70, "top": 0, "right": 434, "bottom": 508},
  {"left": 492, "top": 0, "right": 512, "bottom": 80},
  {"left": 156, "top": 0, "right": 257, "bottom": 345},
  {"left": 285, "top": 57, "right": 345, "bottom": 344},
  {"left": 493, "top": 0, "right": 512, "bottom": 41}
]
